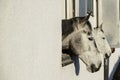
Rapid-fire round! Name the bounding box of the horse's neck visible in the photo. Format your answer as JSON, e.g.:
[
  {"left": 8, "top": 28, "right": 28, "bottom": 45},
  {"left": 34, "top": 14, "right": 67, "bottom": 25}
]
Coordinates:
[{"left": 62, "top": 31, "right": 75, "bottom": 49}]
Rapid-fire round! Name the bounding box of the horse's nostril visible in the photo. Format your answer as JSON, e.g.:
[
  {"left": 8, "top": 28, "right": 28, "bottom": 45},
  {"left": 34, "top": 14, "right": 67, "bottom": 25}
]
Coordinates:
[
  {"left": 91, "top": 64, "right": 96, "bottom": 73},
  {"left": 105, "top": 53, "right": 109, "bottom": 58}
]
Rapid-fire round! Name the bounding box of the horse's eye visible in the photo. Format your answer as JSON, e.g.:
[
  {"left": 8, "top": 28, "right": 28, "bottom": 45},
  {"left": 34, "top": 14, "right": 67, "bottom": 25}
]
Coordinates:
[
  {"left": 87, "top": 32, "right": 91, "bottom": 35},
  {"left": 102, "top": 37, "right": 105, "bottom": 39},
  {"left": 88, "top": 37, "right": 94, "bottom": 41},
  {"left": 83, "top": 30, "right": 87, "bottom": 33}
]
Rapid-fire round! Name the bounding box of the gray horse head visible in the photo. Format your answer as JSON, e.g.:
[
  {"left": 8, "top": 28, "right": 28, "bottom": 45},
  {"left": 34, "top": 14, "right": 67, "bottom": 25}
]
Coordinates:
[{"left": 93, "top": 24, "right": 112, "bottom": 59}]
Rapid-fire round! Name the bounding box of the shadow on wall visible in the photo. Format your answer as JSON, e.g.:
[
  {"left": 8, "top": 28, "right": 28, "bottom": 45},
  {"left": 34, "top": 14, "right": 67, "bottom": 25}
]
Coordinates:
[
  {"left": 62, "top": 49, "right": 80, "bottom": 75},
  {"left": 71, "top": 54, "right": 80, "bottom": 75}
]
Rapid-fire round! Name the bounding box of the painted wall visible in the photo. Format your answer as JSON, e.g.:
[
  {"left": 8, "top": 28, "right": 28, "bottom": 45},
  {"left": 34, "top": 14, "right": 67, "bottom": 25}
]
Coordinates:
[
  {"left": 102, "top": 0, "right": 120, "bottom": 47},
  {"left": 0, "top": 0, "right": 119, "bottom": 80},
  {"left": 0, "top": 0, "right": 62, "bottom": 80}
]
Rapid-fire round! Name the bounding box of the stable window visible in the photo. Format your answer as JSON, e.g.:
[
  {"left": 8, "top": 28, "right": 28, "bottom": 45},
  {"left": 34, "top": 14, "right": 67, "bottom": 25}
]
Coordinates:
[{"left": 62, "top": 0, "right": 94, "bottom": 67}]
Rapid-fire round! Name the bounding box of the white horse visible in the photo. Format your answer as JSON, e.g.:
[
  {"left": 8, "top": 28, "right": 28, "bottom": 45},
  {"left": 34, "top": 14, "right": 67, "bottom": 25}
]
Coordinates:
[
  {"left": 93, "top": 24, "right": 112, "bottom": 59},
  {"left": 62, "top": 13, "right": 102, "bottom": 73}
]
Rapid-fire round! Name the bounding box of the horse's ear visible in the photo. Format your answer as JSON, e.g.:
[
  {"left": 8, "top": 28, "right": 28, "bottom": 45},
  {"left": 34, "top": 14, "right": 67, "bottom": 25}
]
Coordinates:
[
  {"left": 83, "top": 12, "right": 92, "bottom": 21},
  {"left": 100, "top": 23, "right": 103, "bottom": 29},
  {"left": 81, "top": 12, "right": 92, "bottom": 25}
]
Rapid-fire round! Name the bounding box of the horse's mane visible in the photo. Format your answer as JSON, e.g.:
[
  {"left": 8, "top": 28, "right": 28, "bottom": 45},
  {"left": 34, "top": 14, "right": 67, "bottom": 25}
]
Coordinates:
[
  {"left": 62, "top": 19, "right": 74, "bottom": 40},
  {"left": 62, "top": 18, "right": 92, "bottom": 40},
  {"left": 86, "top": 21, "right": 92, "bottom": 31}
]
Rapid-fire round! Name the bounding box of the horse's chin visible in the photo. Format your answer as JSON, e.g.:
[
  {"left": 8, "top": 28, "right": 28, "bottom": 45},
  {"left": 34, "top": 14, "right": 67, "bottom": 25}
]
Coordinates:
[
  {"left": 86, "top": 66, "right": 96, "bottom": 73},
  {"left": 87, "top": 67, "right": 97, "bottom": 73}
]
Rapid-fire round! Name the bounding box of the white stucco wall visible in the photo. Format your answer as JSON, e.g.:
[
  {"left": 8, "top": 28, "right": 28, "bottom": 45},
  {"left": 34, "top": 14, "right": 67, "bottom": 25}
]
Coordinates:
[
  {"left": 102, "top": 0, "right": 120, "bottom": 47},
  {"left": 0, "top": 0, "right": 62, "bottom": 80},
  {"left": 0, "top": 0, "right": 119, "bottom": 80}
]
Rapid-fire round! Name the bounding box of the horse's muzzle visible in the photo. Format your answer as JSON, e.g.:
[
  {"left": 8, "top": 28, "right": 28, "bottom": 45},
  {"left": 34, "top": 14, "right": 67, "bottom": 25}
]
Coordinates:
[{"left": 91, "top": 63, "right": 101, "bottom": 73}]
